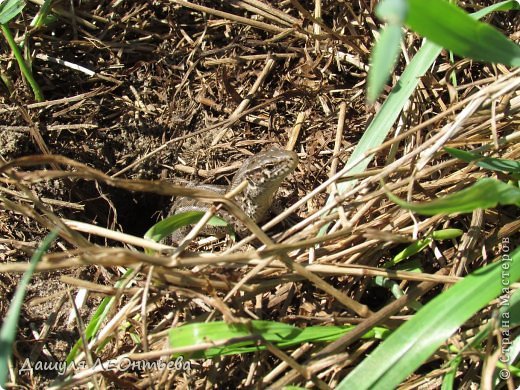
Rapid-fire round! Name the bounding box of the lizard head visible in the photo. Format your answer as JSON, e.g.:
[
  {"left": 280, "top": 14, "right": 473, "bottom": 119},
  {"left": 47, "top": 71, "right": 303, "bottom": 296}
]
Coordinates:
[{"left": 230, "top": 147, "right": 298, "bottom": 223}]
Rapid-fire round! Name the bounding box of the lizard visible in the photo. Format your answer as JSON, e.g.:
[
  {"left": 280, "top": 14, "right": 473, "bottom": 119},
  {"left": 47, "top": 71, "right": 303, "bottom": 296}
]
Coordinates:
[{"left": 167, "top": 147, "right": 298, "bottom": 243}]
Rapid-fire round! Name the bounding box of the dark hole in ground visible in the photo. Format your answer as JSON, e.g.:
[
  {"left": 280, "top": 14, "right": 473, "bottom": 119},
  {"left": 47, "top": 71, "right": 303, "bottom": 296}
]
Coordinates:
[
  {"left": 361, "top": 285, "right": 393, "bottom": 312},
  {"left": 69, "top": 182, "right": 172, "bottom": 241},
  {"left": 117, "top": 192, "right": 172, "bottom": 237}
]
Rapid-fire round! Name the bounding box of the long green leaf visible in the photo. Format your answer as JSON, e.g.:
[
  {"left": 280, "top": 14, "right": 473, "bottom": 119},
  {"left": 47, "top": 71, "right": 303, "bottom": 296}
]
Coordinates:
[
  {"left": 367, "top": 24, "right": 403, "bottom": 103},
  {"left": 144, "top": 211, "right": 228, "bottom": 244},
  {"left": 319, "top": 39, "right": 443, "bottom": 237},
  {"left": 386, "top": 229, "right": 463, "bottom": 267},
  {"left": 0, "top": 0, "right": 25, "bottom": 24},
  {"left": 366, "top": 0, "right": 518, "bottom": 104},
  {"left": 406, "top": 0, "right": 520, "bottom": 66},
  {"left": 169, "top": 320, "right": 390, "bottom": 359},
  {"left": 337, "top": 0, "right": 517, "bottom": 198},
  {"left": 507, "top": 287, "right": 520, "bottom": 327},
  {"left": 445, "top": 147, "right": 520, "bottom": 174},
  {"left": 30, "top": 0, "right": 54, "bottom": 28},
  {"left": 0, "top": 24, "right": 44, "bottom": 101},
  {"left": 337, "top": 246, "right": 520, "bottom": 389},
  {"left": 368, "top": 0, "right": 408, "bottom": 101},
  {"left": 325, "top": 1, "right": 518, "bottom": 238},
  {"left": 0, "top": 230, "right": 59, "bottom": 386},
  {"left": 386, "top": 178, "right": 520, "bottom": 215}
]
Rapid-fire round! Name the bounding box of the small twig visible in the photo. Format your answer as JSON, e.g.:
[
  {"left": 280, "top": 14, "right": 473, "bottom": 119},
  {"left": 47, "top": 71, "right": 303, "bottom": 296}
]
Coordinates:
[{"left": 35, "top": 53, "right": 95, "bottom": 76}]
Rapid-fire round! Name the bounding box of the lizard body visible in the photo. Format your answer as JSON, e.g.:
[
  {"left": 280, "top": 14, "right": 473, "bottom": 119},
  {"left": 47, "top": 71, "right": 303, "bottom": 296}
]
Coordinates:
[{"left": 168, "top": 147, "right": 298, "bottom": 242}]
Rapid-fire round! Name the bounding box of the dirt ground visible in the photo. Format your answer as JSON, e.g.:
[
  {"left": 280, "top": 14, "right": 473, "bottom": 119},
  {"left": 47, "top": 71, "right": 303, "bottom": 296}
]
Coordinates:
[{"left": 0, "top": 0, "right": 518, "bottom": 389}]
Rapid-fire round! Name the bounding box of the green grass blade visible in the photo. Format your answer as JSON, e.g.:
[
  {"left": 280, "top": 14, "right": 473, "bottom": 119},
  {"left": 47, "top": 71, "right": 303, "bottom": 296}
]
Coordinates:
[
  {"left": 337, "top": 246, "right": 520, "bottom": 390},
  {"left": 0, "top": 230, "right": 59, "bottom": 387},
  {"left": 507, "top": 287, "right": 520, "bottom": 327},
  {"left": 64, "top": 267, "right": 135, "bottom": 365},
  {"left": 431, "top": 229, "right": 464, "bottom": 240},
  {"left": 30, "top": 0, "right": 54, "bottom": 28},
  {"left": 0, "top": 24, "right": 44, "bottom": 101},
  {"left": 406, "top": 0, "right": 520, "bottom": 66},
  {"left": 441, "top": 288, "right": 520, "bottom": 387},
  {"left": 376, "top": 0, "right": 408, "bottom": 23},
  {"left": 0, "top": 0, "right": 25, "bottom": 24},
  {"left": 386, "top": 229, "right": 462, "bottom": 267},
  {"left": 367, "top": 23, "right": 403, "bottom": 103},
  {"left": 386, "top": 178, "right": 520, "bottom": 215},
  {"left": 445, "top": 147, "right": 520, "bottom": 174},
  {"left": 368, "top": 0, "right": 409, "bottom": 102},
  {"left": 169, "top": 320, "right": 390, "bottom": 359},
  {"left": 470, "top": 0, "right": 519, "bottom": 19},
  {"left": 66, "top": 212, "right": 228, "bottom": 364},
  {"left": 386, "top": 238, "right": 431, "bottom": 267},
  {"left": 442, "top": 355, "right": 462, "bottom": 390},
  {"left": 321, "top": 39, "right": 442, "bottom": 229},
  {"left": 367, "top": 0, "right": 518, "bottom": 104},
  {"left": 383, "top": 229, "right": 463, "bottom": 268},
  {"left": 144, "top": 211, "right": 228, "bottom": 244},
  {"left": 333, "top": 0, "right": 516, "bottom": 200},
  {"left": 64, "top": 296, "right": 115, "bottom": 365},
  {"left": 0, "top": 0, "right": 44, "bottom": 102}
]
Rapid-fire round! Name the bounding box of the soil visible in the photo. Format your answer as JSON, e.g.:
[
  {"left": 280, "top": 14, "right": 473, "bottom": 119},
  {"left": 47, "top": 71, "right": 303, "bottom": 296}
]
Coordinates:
[{"left": 0, "top": 1, "right": 518, "bottom": 389}]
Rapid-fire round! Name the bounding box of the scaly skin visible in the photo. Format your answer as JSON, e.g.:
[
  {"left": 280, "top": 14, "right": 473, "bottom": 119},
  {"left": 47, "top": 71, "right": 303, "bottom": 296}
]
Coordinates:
[{"left": 168, "top": 147, "right": 298, "bottom": 242}]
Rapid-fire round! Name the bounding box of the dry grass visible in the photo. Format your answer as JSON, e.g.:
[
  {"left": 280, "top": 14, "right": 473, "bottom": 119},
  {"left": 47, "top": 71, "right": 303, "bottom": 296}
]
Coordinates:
[{"left": 0, "top": 0, "right": 519, "bottom": 388}]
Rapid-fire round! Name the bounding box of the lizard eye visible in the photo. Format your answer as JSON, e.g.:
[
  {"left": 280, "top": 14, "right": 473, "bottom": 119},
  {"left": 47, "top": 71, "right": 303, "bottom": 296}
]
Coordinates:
[{"left": 247, "top": 170, "right": 264, "bottom": 184}]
